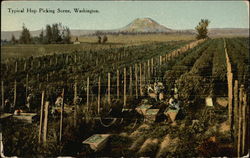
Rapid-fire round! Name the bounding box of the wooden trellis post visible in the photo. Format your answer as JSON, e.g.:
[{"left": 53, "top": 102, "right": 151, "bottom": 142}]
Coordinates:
[
  {"left": 38, "top": 60, "right": 41, "bottom": 68},
  {"left": 24, "top": 61, "right": 27, "bottom": 71},
  {"left": 151, "top": 58, "right": 154, "bottom": 76},
  {"left": 123, "top": 48, "right": 126, "bottom": 58},
  {"left": 87, "top": 77, "right": 89, "bottom": 111},
  {"left": 142, "top": 62, "right": 145, "bottom": 82},
  {"left": 43, "top": 101, "right": 49, "bottom": 145},
  {"left": 31, "top": 60, "right": 33, "bottom": 69},
  {"left": 37, "top": 73, "right": 40, "bottom": 81},
  {"left": 160, "top": 56, "right": 162, "bottom": 65},
  {"left": 124, "top": 68, "right": 126, "bottom": 107},
  {"left": 74, "top": 82, "right": 77, "bottom": 127},
  {"left": 1, "top": 81, "right": 4, "bottom": 109},
  {"left": 228, "top": 72, "right": 233, "bottom": 128},
  {"left": 50, "top": 58, "right": 53, "bottom": 66},
  {"left": 117, "top": 70, "right": 119, "bottom": 99},
  {"left": 39, "top": 83, "right": 42, "bottom": 90},
  {"left": 143, "top": 62, "right": 147, "bottom": 84},
  {"left": 108, "top": 73, "right": 111, "bottom": 105},
  {"left": 129, "top": 66, "right": 132, "bottom": 96},
  {"left": 242, "top": 92, "right": 247, "bottom": 155},
  {"left": 139, "top": 63, "right": 142, "bottom": 96},
  {"left": 66, "top": 55, "right": 69, "bottom": 64},
  {"left": 74, "top": 54, "right": 76, "bottom": 63},
  {"left": 234, "top": 80, "right": 238, "bottom": 147},
  {"left": 38, "top": 91, "right": 45, "bottom": 144},
  {"left": 147, "top": 60, "right": 150, "bottom": 81},
  {"left": 225, "top": 40, "right": 233, "bottom": 128},
  {"left": 59, "top": 89, "right": 64, "bottom": 142},
  {"left": 237, "top": 85, "right": 244, "bottom": 157},
  {"left": 96, "top": 59, "right": 98, "bottom": 66},
  {"left": 14, "top": 80, "right": 17, "bottom": 107},
  {"left": 26, "top": 74, "right": 29, "bottom": 101},
  {"left": 135, "top": 64, "right": 138, "bottom": 99},
  {"left": 6, "top": 63, "right": 9, "bottom": 71},
  {"left": 98, "top": 76, "right": 101, "bottom": 114},
  {"left": 15, "top": 61, "right": 17, "bottom": 73}
]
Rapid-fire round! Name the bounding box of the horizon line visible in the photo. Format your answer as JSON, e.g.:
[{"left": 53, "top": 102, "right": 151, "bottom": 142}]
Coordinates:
[{"left": 2, "top": 27, "right": 250, "bottom": 32}]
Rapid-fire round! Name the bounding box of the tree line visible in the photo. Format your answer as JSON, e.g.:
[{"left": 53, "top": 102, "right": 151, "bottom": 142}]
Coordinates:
[
  {"left": 9, "top": 19, "right": 210, "bottom": 45},
  {"left": 11, "top": 23, "right": 71, "bottom": 44}
]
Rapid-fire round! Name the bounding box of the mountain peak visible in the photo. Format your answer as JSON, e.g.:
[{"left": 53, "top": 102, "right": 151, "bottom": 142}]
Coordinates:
[
  {"left": 121, "top": 17, "right": 172, "bottom": 33},
  {"left": 133, "top": 17, "right": 157, "bottom": 23}
]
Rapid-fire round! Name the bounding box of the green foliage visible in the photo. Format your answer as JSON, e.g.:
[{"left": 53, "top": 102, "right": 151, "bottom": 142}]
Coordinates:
[
  {"left": 39, "top": 29, "right": 45, "bottom": 44},
  {"left": 164, "top": 40, "right": 211, "bottom": 89},
  {"left": 1, "top": 41, "right": 188, "bottom": 111},
  {"left": 62, "top": 27, "right": 71, "bottom": 44},
  {"left": 195, "top": 19, "right": 210, "bottom": 40},
  {"left": 18, "top": 23, "right": 71, "bottom": 45},
  {"left": 45, "top": 25, "right": 53, "bottom": 44},
  {"left": 211, "top": 39, "right": 227, "bottom": 96},
  {"left": 51, "top": 23, "right": 62, "bottom": 43},
  {"left": 2, "top": 38, "right": 244, "bottom": 157},
  {"left": 177, "top": 40, "right": 216, "bottom": 102},
  {"left": 212, "top": 39, "right": 227, "bottom": 81},
  {"left": 226, "top": 38, "right": 249, "bottom": 85},
  {"left": 19, "top": 24, "right": 32, "bottom": 44},
  {"left": 11, "top": 34, "right": 17, "bottom": 44}
]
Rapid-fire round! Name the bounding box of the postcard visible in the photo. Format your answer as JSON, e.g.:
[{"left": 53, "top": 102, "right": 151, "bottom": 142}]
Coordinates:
[{"left": 1, "top": 0, "right": 249, "bottom": 157}]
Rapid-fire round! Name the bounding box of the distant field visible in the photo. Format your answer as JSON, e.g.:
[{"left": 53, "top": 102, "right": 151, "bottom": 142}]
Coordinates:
[
  {"left": 1, "top": 34, "right": 195, "bottom": 60},
  {"left": 75, "top": 34, "right": 195, "bottom": 44}
]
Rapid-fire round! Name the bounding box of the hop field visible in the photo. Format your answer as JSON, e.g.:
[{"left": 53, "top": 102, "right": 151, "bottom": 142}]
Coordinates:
[{"left": 0, "top": 37, "right": 249, "bottom": 157}]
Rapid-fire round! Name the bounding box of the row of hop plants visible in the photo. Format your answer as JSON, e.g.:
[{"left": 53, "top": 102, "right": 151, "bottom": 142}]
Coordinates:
[
  {"left": 1, "top": 40, "right": 198, "bottom": 157},
  {"left": 160, "top": 39, "right": 234, "bottom": 157},
  {"left": 2, "top": 39, "right": 219, "bottom": 157},
  {"left": 173, "top": 39, "right": 232, "bottom": 152},
  {"left": 1, "top": 41, "right": 189, "bottom": 111},
  {"left": 211, "top": 39, "right": 227, "bottom": 81},
  {"left": 211, "top": 38, "right": 227, "bottom": 96},
  {"left": 2, "top": 40, "right": 189, "bottom": 78},
  {"left": 225, "top": 38, "right": 249, "bottom": 86},
  {"left": 2, "top": 95, "right": 144, "bottom": 157},
  {"left": 176, "top": 39, "right": 216, "bottom": 105},
  {"left": 233, "top": 37, "right": 249, "bottom": 49},
  {"left": 2, "top": 108, "right": 96, "bottom": 157},
  {"left": 2, "top": 40, "right": 188, "bottom": 85},
  {"left": 131, "top": 38, "right": 235, "bottom": 157},
  {"left": 164, "top": 39, "right": 212, "bottom": 91}
]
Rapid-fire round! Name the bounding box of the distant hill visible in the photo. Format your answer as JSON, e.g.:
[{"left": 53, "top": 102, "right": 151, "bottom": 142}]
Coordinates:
[
  {"left": 1, "top": 30, "right": 41, "bottom": 41},
  {"left": 1, "top": 18, "right": 249, "bottom": 40}
]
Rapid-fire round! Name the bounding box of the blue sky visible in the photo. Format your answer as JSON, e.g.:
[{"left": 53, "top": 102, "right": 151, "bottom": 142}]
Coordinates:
[{"left": 1, "top": 1, "right": 249, "bottom": 31}]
